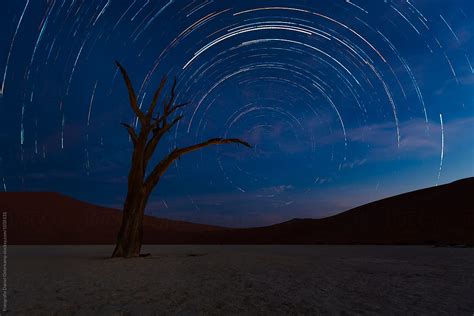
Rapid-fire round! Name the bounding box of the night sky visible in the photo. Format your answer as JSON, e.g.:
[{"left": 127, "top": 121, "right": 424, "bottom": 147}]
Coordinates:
[{"left": 1, "top": 0, "right": 473, "bottom": 227}]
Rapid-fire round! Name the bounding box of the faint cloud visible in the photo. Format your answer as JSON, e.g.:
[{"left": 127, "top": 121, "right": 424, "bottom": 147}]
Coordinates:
[
  {"left": 317, "top": 116, "right": 474, "bottom": 160},
  {"left": 340, "top": 158, "right": 367, "bottom": 170},
  {"left": 261, "top": 184, "right": 293, "bottom": 193}
]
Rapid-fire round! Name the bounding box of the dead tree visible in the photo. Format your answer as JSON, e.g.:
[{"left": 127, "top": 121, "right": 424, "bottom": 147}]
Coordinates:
[{"left": 112, "top": 62, "right": 251, "bottom": 258}]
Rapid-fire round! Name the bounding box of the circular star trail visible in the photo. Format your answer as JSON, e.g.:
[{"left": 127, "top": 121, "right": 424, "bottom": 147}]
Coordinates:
[{"left": 0, "top": 0, "right": 472, "bottom": 226}]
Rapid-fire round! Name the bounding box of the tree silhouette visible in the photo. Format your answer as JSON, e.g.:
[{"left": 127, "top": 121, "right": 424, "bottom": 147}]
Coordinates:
[{"left": 112, "top": 62, "right": 251, "bottom": 258}]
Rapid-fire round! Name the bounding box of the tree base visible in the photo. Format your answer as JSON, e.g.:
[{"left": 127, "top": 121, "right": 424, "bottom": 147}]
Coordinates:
[{"left": 111, "top": 243, "right": 142, "bottom": 258}]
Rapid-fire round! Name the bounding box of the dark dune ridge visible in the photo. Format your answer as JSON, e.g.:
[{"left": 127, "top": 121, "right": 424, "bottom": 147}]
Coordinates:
[
  {"left": 3, "top": 192, "right": 224, "bottom": 245},
  {"left": 3, "top": 178, "right": 473, "bottom": 245}
]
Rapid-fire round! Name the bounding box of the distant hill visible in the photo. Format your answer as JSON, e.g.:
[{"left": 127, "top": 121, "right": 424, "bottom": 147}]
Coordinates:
[
  {"left": 216, "top": 178, "right": 474, "bottom": 245},
  {"left": 3, "top": 178, "right": 474, "bottom": 245},
  {"left": 2, "top": 192, "right": 224, "bottom": 244}
]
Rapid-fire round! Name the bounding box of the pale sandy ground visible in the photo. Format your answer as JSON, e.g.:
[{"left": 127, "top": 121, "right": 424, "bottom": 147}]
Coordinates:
[{"left": 9, "top": 245, "right": 474, "bottom": 315}]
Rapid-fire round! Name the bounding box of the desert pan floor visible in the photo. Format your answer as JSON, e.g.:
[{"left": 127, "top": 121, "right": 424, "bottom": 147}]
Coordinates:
[{"left": 9, "top": 245, "right": 474, "bottom": 315}]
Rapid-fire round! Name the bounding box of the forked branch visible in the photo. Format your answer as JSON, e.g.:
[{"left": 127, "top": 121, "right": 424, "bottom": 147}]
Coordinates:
[
  {"left": 144, "top": 115, "right": 184, "bottom": 167},
  {"left": 152, "top": 102, "right": 189, "bottom": 129},
  {"left": 120, "top": 122, "right": 138, "bottom": 146}
]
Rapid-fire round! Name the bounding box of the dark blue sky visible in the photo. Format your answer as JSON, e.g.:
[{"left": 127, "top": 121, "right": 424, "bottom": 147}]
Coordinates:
[{"left": 1, "top": 0, "right": 473, "bottom": 227}]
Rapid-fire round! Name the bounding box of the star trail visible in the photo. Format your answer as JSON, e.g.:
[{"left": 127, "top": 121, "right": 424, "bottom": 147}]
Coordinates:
[{"left": 0, "top": 0, "right": 473, "bottom": 227}]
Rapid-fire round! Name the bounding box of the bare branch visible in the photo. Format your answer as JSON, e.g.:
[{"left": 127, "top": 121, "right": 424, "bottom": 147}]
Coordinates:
[
  {"left": 162, "top": 114, "right": 184, "bottom": 134},
  {"left": 120, "top": 122, "right": 138, "bottom": 146},
  {"left": 170, "top": 102, "right": 189, "bottom": 114},
  {"left": 146, "top": 75, "right": 167, "bottom": 123},
  {"left": 151, "top": 102, "right": 189, "bottom": 129},
  {"left": 160, "top": 96, "right": 170, "bottom": 127},
  {"left": 144, "top": 115, "right": 184, "bottom": 166},
  {"left": 145, "top": 137, "right": 251, "bottom": 189},
  {"left": 164, "top": 78, "right": 177, "bottom": 114},
  {"left": 176, "top": 138, "right": 252, "bottom": 154},
  {"left": 115, "top": 61, "right": 146, "bottom": 125}
]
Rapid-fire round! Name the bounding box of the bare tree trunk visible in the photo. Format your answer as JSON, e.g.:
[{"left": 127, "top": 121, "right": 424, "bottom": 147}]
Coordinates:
[
  {"left": 112, "top": 187, "right": 150, "bottom": 257},
  {"left": 112, "top": 153, "right": 151, "bottom": 258}
]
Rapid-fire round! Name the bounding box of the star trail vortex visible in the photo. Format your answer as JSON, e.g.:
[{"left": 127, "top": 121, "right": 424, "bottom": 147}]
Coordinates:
[{"left": 1, "top": 1, "right": 473, "bottom": 227}]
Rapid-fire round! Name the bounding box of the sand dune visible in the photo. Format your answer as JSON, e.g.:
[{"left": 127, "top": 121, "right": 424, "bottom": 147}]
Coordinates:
[
  {"left": 2, "top": 192, "right": 224, "bottom": 244},
  {"left": 2, "top": 178, "right": 473, "bottom": 245}
]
